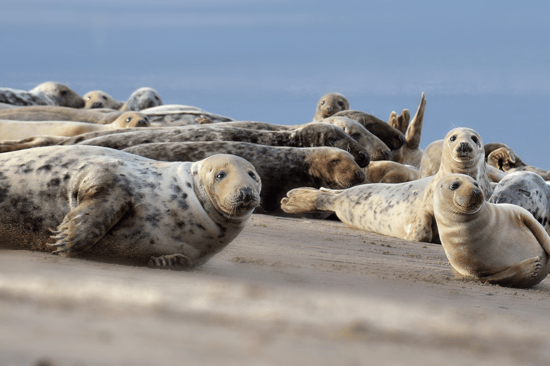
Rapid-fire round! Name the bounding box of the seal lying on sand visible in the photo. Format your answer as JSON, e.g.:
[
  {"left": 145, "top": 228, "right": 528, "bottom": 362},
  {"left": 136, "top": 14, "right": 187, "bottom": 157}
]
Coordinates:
[
  {"left": 0, "top": 105, "right": 141, "bottom": 125},
  {"left": 221, "top": 117, "right": 391, "bottom": 161},
  {"left": 123, "top": 141, "right": 365, "bottom": 215},
  {"left": 434, "top": 174, "right": 550, "bottom": 288},
  {"left": 0, "top": 146, "right": 261, "bottom": 269},
  {"left": 0, "top": 112, "right": 150, "bottom": 141},
  {"left": 489, "top": 171, "right": 550, "bottom": 233},
  {"left": 333, "top": 110, "right": 405, "bottom": 151},
  {"left": 120, "top": 87, "right": 163, "bottom": 111},
  {"left": 0, "top": 82, "right": 84, "bottom": 108},
  {"left": 486, "top": 144, "right": 550, "bottom": 180},
  {"left": 0, "top": 124, "right": 371, "bottom": 167},
  {"left": 281, "top": 127, "right": 491, "bottom": 243},
  {"left": 142, "top": 104, "right": 234, "bottom": 126},
  {"left": 313, "top": 92, "right": 350, "bottom": 122},
  {"left": 83, "top": 90, "right": 124, "bottom": 110}
]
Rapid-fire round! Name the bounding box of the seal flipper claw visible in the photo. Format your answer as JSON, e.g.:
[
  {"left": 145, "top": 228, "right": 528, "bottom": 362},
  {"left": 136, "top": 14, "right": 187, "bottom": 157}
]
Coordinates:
[
  {"left": 148, "top": 254, "right": 192, "bottom": 270},
  {"left": 481, "top": 256, "right": 543, "bottom": 288}
]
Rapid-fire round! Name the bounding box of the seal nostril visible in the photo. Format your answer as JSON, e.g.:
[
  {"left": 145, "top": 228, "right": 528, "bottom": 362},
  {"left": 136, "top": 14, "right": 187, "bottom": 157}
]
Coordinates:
[
  {"left": 356, "top": 169, "right": 365, "bottom": 181},
  {"left": 383, "top": 149, "right": 392, "bottom": 160},
  {"left": 239, "top": 187, "right": 254, "bottom": 202}
]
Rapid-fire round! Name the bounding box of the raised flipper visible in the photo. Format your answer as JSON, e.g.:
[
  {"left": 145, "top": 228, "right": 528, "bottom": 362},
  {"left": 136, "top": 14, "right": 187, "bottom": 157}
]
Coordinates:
[
  {"left": 49, "top": 184, "right": 132, "bottom": 256},
  {"left": 148, "top": 253, "right": 192, "bottom": 270},
  {"left": 480, "top": 256, "right": 544, "bottom": 288},
  {"left": 521, "top": 212, "right": 550, "bottom": 258},
  {"left": 405, "top": 92, "right": 426, "bottom": 150},
  {"left": 281, "top": 187, "right": 339, "bottom": 214}
]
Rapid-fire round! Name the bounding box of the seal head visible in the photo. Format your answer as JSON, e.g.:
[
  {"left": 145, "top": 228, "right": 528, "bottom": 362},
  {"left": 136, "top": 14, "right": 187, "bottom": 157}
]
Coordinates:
[{"left": 313, "top": 93, "right": 350, "bottom": 121}]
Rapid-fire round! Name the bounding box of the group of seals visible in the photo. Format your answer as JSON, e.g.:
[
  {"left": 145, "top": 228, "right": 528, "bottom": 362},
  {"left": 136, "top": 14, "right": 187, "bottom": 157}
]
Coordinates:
[
  {"left": 0, "top": 146, "right": 261, "bottom": 269},
  {"left": 83, "top": 87, "right": 163, "bottom": 111},
  {"left": 0, "top": 82, "right": 84, "bottom": 108}
]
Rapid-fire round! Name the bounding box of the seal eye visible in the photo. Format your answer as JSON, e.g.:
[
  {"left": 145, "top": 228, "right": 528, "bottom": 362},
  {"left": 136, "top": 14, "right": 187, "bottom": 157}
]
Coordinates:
[
  {"left": 331, "top": 159, "right": 341, "bottom": 164},
  {"left": 248, "top": 171, "right": 257, "bottom": 181},
  {"left": 155, "top": 96, "right": 160, "bottom": 101},
  {"left": 471, "top": 136, "right": 478, "bottom": 144},
  {"left": 351, "top": 133, "right": 361, "bottom": 140},
  {"left": 450, "top": 182, "right": 460, "bottom": 190},
  {"left": 337, "top": 101, "right": 344, "bottom": 107},
  {"left": 320, "top": 100, "right": 325, "bottom": 105},
  {"left": 519, "top": 189, "right": 531, "bottom": 197},
  {"left": 102, "top": 95, "right": 107, "bottom": 100},
  {"left": 215, "top": 172, "right": 226, "bottom": 181},
  {"left": 126, "top": 117, "right": 131, "bottom": 123},
  {"left": 60, "top": 90, "right": 68, "bottom": 96},
  {"left": 326, "top": 137, "right": 337, "bottom": 146},
  {"left": 450, "top": 135, "right": 457, "bottom": 142},
  {"left": 86, "top": 96, "right": 91, "bottom": 100}
]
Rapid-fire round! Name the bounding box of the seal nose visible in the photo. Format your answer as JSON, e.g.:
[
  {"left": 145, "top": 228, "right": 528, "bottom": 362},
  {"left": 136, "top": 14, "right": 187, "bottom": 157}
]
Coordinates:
[
  {"left": 326, "top": 107, "right": 333, "bottom": 113},
  {"left": 238, "top": 187, "right": 255, "bottom": 203},
  {"left": 457, "top": 142, "right": 472, "bottom": 153},
  {"left": 356, "top": 169, "right": 365, "bottom": 182},
  {"left": 91, "top": 102, "right": 103, "bottom": 109},
  {"left": 356, "top": 151, "right": 370, "bottom": 168},
  {"left": 382, "top": 149, "right": 392, "bottom": 160},
  {"left": 137, "top": 119, "right": 149, "bottom": 127},
  {"left": 472, "top": 188, "right": 482, "bottom": 197}
]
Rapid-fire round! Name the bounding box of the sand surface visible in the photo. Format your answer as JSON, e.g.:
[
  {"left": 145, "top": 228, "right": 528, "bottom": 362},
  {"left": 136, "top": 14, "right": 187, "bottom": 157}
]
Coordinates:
[{"left": 1, "top": 214, "right": 550, "bottom": 365}]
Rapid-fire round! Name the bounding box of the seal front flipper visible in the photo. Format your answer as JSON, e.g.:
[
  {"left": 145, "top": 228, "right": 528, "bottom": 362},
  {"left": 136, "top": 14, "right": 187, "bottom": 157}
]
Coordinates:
[
  {"left": 148, "top": 254, "right": 192, "bottom": 270},
  {"left": 480, "top": 257, "right": 544, "bottom": 288},
  {"left": 49, "top": 186, "right": 132, "bottom": 256}
]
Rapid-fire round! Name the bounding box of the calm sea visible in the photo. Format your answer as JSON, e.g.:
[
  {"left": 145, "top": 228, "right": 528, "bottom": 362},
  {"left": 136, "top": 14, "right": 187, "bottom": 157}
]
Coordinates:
[{"left": 1, "top": 0, "right": 549, "bottom": 167}]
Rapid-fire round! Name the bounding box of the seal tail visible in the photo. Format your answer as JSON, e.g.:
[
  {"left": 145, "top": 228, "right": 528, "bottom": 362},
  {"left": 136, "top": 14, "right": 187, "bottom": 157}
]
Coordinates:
[
  {"left": 281, "top": 187, "right": 339, "bottom": 214},
  {"left": 405, "top": 92, "right": 426, "bottom": 150}
]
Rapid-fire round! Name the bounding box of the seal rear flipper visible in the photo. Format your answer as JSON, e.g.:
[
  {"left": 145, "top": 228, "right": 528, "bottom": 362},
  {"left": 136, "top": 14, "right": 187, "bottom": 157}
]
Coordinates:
[
  {"left": 281, "top": 187, "right": 337, "bottom": 214},
  {"left": 148, "top": 254, "right": 192, "bottom": 270},
  {"left": 405, "top": 93, "right": 426, "bottom": 150},
  {"left": 481, "top": 256, "right": 546, "bottom": 288},
  {"left": 49, "top": 193, "right": 132, "bottom": 257}
]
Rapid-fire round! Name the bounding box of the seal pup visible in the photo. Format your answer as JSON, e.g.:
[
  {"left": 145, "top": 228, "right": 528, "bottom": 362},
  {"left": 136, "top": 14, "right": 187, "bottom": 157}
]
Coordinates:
[
  {"left": 489, "top": 171, "right": 550, "bottom": 233},
  {"left": 220, "top": 117, "right": 392, "bottom": 161},
  {"left": 487, "top": 144, "right": 550, "bottom": 180},
  {"left": 363, "top": 161, "right": 419, "bottom": 184},
  {"left": 123, "top": 141, "right": 365, "bottom": 215},
  {"left": 0, "top": 112, "right": 150, "bottom": 141},
  {"left": 120, "top": 87, "right": 163, "bottom": 111},
  {"left": 142, "top": 104, "right": 234, "bottom": 126},
  {"left": 0, "top": 147, "right": 261, "bottom": 269},
  {"left": 333, "top": 110, "right": 405, "bottom": 151},
  {"left": 387, "top": 93, "right": 426, "bottom": 168},
  {"left": 281, "top": 127, "right": 491, "bottom": 243},
  {"left": 313, "top": 92, "right": 350, "bottom": 122},
  {"left": 434, "top": 174, "right": 550, "bottom": 288},
  {"left": 0, "top": 82, "right": 85, "bottom": 108},
  {"left": 0, "top": 105, "right": 142, "bottom": 125},
  {"left": 83, "top": 90, "right": 123, "bottom": 110}
]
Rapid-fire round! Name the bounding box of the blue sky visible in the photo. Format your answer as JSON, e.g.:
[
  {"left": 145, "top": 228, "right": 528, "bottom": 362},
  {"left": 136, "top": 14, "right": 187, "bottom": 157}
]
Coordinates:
[{"left": 1, "top": 0, "right": 549, "bottom": 166}]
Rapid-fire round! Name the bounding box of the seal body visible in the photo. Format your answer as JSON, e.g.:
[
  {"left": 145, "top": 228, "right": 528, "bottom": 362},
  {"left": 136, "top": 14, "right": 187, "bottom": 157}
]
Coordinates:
[
  {"left": 313, "top": 93, "right": 350, "bottom": 121},
  {"left": 0, "top": 147, "right": 261, "bottom": 269},
  {"left": 0, "top": 112, "right": 150, "bottom": 141},
  {"left": 0, "top": 82, "right": 84, "bottom": 108},
  {"left": 0, "top": 105, "right": 138, "bottom": 125},
  {"left": 123, "top": 141, "right": 365, "bottom": 215},
  {"left": 281, "top": 127, "right": 492, "bottom": 243},
  {"left": 120, "top": 87, "right": 163, "bottom": 111},
  {"left": 142, "top": 104, "right": 234, "bottom": 126},
  {"left": 434, "top": 174, "right": 550, "bottom": 288},
  {"left": 489, "top": 171, "right": 550, "bottom": 233}
]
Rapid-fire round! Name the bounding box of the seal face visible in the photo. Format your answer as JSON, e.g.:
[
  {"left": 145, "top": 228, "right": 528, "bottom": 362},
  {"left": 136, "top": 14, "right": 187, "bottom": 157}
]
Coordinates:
[
  {"left": 434, "top": 174, "right": 550, "bottom": 288},
  {"left": 313, "top": 93, "right": 350, "bottom": 122},
  {"left": 120, "top": 87, "right": 163, "bottom": 111},
  {"left": 0, "top": 147, "right": 260, "bottom": 269},
  {"left": 490, "top": 171, "right": 550, "bottom": 230},
  {"left": 83, "top": 90, "right": 123, "bottom": 110}
]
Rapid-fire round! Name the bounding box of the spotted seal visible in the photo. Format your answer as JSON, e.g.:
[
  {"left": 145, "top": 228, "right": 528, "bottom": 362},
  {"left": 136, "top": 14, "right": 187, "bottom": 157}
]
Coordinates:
[
  {"left": 0, "top": 112, "right": 150, "bottom": 141},
  {"left": 83, "top": 90, "right": 123, "bottom": 110},
  {"left": 0, "top": 146, "right": 261, "bottom": 269},
  {"left": 120, "top": 87, "right": 163, "bottom": 111},
  {"left": 0, "top": 82, "right": 84, "bottom": 108},
  {"left": 281, "top": 127, "right": 491, "bottom": 243},
  {"left": 142, "top": 104, "right": 234, "bottom": 126},
  {"left": 123, "top": 141, "right": 365, "bottom": 215},
  {"left": 312, "top": 92, "right": 350, "bottom": 122},
  {"left": 220, "top": 117, "right": 391, "bottom": 161},
  {"left": 434, "top": 173, "right": 550, "bottom": 288},
  {"left": 0, "top": 124, "right": 371, "bottom": 167},
  {"left": 0, "top": 105, "right": 148, "bottom": 126},
  {"left": 486, "top": 144, "right": 550, "bottom": 180},
  {"left": 489, "top": 171, "right": 550, "bottom": 232}
]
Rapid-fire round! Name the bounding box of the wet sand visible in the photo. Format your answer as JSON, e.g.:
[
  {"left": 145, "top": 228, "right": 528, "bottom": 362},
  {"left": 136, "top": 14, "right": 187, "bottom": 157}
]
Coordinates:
[{"left": 1, "top": 214, "right": 550, "bottom": 365}]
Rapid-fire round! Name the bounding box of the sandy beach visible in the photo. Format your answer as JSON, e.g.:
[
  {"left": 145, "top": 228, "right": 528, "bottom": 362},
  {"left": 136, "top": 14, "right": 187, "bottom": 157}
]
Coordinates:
[{"left": 1, "top": 214, "right": 549, "bottom": 365}]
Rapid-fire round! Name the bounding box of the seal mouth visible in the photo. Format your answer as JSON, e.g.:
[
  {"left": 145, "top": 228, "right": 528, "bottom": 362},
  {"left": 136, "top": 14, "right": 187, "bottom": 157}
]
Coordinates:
[{"left": 453, "top": 194, "right": 484, "bottom": 214}]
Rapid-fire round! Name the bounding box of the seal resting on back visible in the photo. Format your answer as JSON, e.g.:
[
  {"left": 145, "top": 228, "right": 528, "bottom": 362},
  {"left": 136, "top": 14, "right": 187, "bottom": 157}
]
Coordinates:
[
  {"left": 0, "top": 82, "right": 85, "bottom": 108},
  {"left": 0, "top": 112, "right": 150, "bottom": 141},
  {"left": 281, "top": 127, "right": 492, "bottom": 243},
  {"left": 0, "top": 146, "right": 261, "bottom": 269},
  {"left": 434, "top": 174, "right": 550, "bottom": 288},
  {"left": 123, "top": 141, "right": 365, "bottom": 215},
  {"left": 312, "top": 92, "right": 350, "bottom": 122}
]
